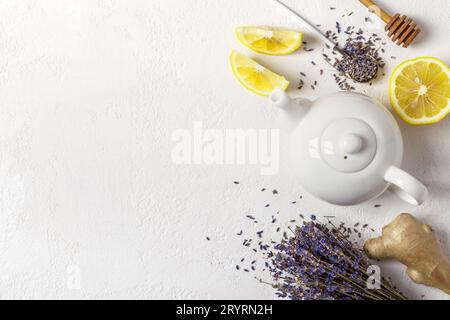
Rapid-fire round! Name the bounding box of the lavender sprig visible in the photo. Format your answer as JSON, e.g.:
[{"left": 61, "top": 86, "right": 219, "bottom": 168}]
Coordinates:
[{"left": 267, "top": 221, "right": 407, "bottom": 300}]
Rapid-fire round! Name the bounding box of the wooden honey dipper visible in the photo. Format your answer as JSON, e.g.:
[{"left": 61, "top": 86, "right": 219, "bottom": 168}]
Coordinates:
[{"left": 359, "top": 0, "right": 421, "bottom": 48}]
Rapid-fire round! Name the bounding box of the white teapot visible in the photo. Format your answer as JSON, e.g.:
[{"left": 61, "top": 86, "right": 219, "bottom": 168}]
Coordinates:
[{"left": 269, "top": 89, "right": 428, "bottom": 206}]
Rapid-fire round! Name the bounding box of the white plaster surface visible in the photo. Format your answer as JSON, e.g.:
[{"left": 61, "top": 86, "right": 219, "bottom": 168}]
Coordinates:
[{"left": 0, "top": 0, "right": 449, "bottom": 300}]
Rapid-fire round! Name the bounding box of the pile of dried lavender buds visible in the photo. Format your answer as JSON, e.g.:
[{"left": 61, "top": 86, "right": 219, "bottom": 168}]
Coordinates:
[{"left": 299, "top": 9, "right": 390, "bottom": 91}]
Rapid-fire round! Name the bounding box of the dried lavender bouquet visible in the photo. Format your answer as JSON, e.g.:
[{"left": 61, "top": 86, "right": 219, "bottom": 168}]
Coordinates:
[{"left": 266, "top": 218, "right": 407, "bottom": 300}]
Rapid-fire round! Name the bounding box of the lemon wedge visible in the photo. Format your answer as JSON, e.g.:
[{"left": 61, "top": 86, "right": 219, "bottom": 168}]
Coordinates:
[
  {"left": 236, "top": 26, "right": 303, "bottom": 56},
  {"left": 389, "top": 57, "right": 450, "bottom": 125},
  {"left": 230, "top": 51, "right": 289, "bottom": 96}
]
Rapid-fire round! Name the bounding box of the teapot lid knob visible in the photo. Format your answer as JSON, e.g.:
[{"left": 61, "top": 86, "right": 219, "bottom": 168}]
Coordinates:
[
  {"left": 340, "top": 134, "right": 363, "bottom": 154},
  {"left": 320, "top": 118, "right": 377, "bottom": 173}
]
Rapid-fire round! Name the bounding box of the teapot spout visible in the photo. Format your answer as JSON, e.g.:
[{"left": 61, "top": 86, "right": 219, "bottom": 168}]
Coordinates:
[{"left": 269, "top": 89, "right": 312, "bottom": 131}]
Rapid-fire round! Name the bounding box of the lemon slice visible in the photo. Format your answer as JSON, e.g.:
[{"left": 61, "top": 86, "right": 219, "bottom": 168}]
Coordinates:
[
  {"left": 236, "top": 26, "right": 303, "bottom": 56},
  {"left": 230, "top": 51, "right": 289, "bottom": 96},
  {"left": 389, "top": 57, "right": 450, "bottom": 125}
]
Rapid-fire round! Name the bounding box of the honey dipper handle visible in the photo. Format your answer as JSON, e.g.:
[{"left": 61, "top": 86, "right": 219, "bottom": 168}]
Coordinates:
[{"left": 359, "top": 0, "right": 392, "bottom": 24}]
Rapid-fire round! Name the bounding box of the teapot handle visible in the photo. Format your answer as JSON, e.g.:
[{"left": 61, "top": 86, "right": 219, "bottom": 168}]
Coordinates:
[{"left": 384, "top": 166, "right": 428, "bottom": 206}]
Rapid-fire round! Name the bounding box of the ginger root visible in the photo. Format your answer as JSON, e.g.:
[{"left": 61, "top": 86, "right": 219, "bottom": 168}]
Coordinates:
[{"left": 364, "top": 213, "right": 450, "bottom": 295}]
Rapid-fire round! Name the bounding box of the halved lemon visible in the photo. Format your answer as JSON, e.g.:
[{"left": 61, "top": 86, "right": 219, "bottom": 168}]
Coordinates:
[
  {"left": 230, "top": 51, "right": 289, "bottom": 96},
  {"left": 389, "top": 57, "right": 450, "bottom": 125},
  {"left": 235, "top": 26, "right": 303, "bottom": 56}
]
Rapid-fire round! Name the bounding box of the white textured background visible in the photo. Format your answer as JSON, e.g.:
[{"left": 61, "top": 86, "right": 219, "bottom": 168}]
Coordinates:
[{"left": 0, "top": 0, "right": 449, "bottom": 300}]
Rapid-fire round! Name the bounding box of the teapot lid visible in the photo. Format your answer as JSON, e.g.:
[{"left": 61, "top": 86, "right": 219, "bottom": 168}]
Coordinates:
[{"left": 320, "top": 118, "right": 377, "bottom": 173}]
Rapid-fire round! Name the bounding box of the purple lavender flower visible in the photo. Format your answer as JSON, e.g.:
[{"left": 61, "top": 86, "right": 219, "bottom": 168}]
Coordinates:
[{"left": 267, "top": 221, "right": 407, "bottom": 300}]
